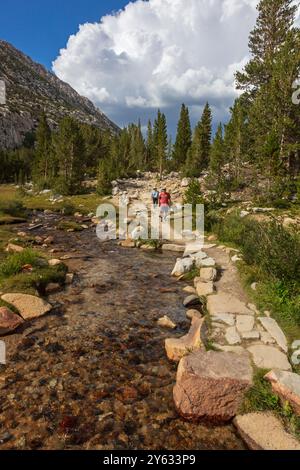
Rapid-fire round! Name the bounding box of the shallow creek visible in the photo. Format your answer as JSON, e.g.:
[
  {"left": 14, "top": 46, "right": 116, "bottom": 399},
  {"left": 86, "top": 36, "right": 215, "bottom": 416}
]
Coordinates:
[{"left": 0, "top": 218, "right": 245, "bottom": 450}]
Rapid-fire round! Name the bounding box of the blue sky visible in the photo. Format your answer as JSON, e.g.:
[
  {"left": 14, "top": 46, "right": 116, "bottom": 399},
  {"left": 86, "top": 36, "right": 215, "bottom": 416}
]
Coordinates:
[{"left": 0, "top": 0, "right": 128, "bottom": 69}]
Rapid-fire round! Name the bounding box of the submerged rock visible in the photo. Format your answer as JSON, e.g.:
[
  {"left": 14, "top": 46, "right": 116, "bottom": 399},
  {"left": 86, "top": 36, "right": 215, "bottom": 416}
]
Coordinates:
[
  {"left": 157, "top": 316, "right": 177, "bottom": 329},
  {"left": 0, "top": 307, "right": 24, "bottom": 335}
]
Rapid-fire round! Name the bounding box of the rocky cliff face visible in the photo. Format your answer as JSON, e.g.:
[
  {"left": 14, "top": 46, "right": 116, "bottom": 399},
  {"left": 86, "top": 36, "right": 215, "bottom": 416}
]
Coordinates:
[{"left": 0, "top": 40, "right": 119, "bottom": 149}]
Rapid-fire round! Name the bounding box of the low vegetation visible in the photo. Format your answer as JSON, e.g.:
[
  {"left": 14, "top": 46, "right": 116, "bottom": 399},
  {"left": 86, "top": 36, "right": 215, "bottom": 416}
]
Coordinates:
[
  {"left": 0, "top": 248, "right": 67, "bottom": 296},
  {"left": 211, "top": 213, "right": 300, "bottom": 338},
  {"left": 242, "top": 370, "right": 300, "bottom": 439}
]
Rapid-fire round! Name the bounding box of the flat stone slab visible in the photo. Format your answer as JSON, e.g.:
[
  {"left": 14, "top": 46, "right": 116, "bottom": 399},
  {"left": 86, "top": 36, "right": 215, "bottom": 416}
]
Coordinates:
[
  {"left": 162, "top": 244, "right": 185, "bottom": 253},
  {"left": 211, "top": 313, "right": 235, "bottom": 326},
  {"left": 189, "top": 251, "right": 207, "bottom": 261},
  {"left": 258, "top": 317, "right": 288, "bottom": 352},
  {"left": 1, "top": 293, "right": 53, "bottom": 320},
  {"left": 174, "top": 350, "right": 253, "bottom": 423},
  {"left": 195, "top": 281, "right": 214, "bottom": 297},
  {"left": 260, "top": 332, "right": 276, "bottom": 345},
  {"left": 183, "top": 242, "right": 204, "bottom": 257},
  {"left": 247, "top": 345, "right": 291, "bottom": 371},
  {"left": 234, "top": 412, "right": 300, "bottom": 450},
  {"left": 265, "top": 370, "right": 300, "bottom": 416},
  {"left": 242, "top": 331, "right": 260, "bottom": 340},
  {"left": 213, "top": 344, "right": 248, "bottom": 355},
  {"left": 165, "top": 317, "right": 205, "bottom": 362},
  {"left": 225, "top": 327, "right": 241, "bottom": 345},
  {"left": 207, "top": 293, "right": 253, "bottom": 316},
  {"left": 236, "top": 315, "right": 255, "bottom": 333}
]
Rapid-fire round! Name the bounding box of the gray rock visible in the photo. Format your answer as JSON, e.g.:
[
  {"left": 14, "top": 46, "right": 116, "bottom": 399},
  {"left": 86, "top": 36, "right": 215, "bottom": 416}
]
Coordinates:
[
  {"left": 183, "top": 295, "right": 201, "bottom": 308},
  {"left": 157, "top": 316, "right": 176, "bottom": 329},
  {"left": 211, "top": 313, "right": 235, "bottom": 326},
  {"left": 242, "top": 331, "right": 260, "bottom": 340},
  {"left": 291, "top": 350, "right": 300, "bottom": 366},
  {"left": 196, "top": 257, "right": 216, "bottom": 268},
  {"left": 199, "top": 267, "right": 217, "bottom": 282},
  {"left": 258, "top": 317, "right": 288, "bottom": 352},
  {"left": 225, "top": 327, "right": 241, "bottom": 345},
  {"left": 195, "top": 281, "right": 215, "bottom": 297},
  {"left": 171, "top": 258, "right": 194, "bottom": 277},
  {"left": 236, "top": 315, "right": 255, "bottom": 333},
  {"left": 260, "top": 331, "right": 276, "bottom": 345}
]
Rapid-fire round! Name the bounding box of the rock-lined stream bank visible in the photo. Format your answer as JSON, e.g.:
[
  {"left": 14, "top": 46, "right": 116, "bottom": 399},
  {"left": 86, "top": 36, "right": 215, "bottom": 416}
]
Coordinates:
[{"left": 0, "top": 216, "right": 244, "bottom": 450}]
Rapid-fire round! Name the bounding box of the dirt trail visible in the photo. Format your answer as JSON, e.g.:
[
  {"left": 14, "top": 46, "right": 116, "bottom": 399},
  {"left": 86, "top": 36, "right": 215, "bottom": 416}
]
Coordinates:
[{"left": 0, "top": 217, "right": 244, "bottom": 450}]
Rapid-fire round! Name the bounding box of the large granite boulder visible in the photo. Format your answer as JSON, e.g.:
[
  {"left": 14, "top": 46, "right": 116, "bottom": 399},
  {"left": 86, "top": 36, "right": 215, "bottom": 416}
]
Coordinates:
[{"left": 173, "top": 350, "right": 253, "bottom": 423}]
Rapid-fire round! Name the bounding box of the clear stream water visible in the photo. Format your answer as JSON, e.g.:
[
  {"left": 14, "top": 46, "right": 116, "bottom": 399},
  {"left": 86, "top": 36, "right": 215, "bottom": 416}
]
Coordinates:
[{"left": 0, "top": 217, "right": 245, "bottom": 450}]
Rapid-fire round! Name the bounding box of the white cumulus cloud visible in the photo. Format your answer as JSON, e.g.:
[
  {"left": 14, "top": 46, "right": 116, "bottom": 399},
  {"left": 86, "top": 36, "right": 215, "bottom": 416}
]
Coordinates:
[{"left": 53, "top": 0, "right": 259, "bottom": 133}]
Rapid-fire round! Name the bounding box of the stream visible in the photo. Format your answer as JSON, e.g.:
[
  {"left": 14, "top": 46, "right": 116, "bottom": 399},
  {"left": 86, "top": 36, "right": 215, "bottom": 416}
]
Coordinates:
[{"left": 0, "top": 215, "right": 245, "bottom": 450}]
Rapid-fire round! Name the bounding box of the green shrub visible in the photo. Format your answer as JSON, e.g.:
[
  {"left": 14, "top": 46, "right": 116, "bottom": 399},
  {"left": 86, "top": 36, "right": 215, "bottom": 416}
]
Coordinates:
[
  {"left": 242, "top": 369, "right": 281, "bottom": 414},
  {"left": 57, "top": 220, "right": 84, "bottom": 232},
  {"left": 183, "top": 180, "right": 205, "bottom": 206},
  {"left": 0, "top": 199, "right": 26, "bottom": 217},
  {"left": 61, "top": 203, "right": 76, "bottom": 216},
  {"left": 213, "top": 215, "right": 300, "bottom": 286},
  {"left": 2, "top": 265, "right": 67, "bottom": 295}
]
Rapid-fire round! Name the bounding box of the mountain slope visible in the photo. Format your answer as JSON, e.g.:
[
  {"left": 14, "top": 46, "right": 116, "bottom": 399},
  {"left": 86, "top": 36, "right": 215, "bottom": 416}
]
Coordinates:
[{"left": 0, "top": 40, "right": 119, "bottom": 149}]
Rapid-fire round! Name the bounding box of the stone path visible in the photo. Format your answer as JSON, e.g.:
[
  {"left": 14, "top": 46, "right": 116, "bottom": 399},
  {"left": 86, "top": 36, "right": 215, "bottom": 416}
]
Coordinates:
[{"left": 163, "top": 237, "right": 300, "bottom": 448}]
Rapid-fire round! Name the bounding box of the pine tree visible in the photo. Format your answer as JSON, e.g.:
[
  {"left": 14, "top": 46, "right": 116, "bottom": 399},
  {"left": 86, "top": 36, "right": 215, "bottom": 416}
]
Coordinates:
[
  {"left": 172, "top": 104, "right": 192, "bottom": 168},
  {"left": 128, "top": 121, "right": 146, "bottom": 172},
  {"left": 52, "top": 117, "right": 86, "bottom": 195},
  {"left": 97, "top": 157, "right": 113, "bottom": 196},
  {"left": 236, "top": 0, "right": 297, "bottom": 92},
  {"left": 153, "top": 110, "right": 168, "bottom": 178},
  {"left": 185, "top": 103, "right": 212, "bottom": 176},
  {"left": 210, "top": 124, "right": 225, "bottom": 180},
  {"left": 33, "top": 113, "right": 52, "bottom": 188},
  {"left": 146, "top": 120, "right": 153, "bottom": 170},
  {"left": 224, "top": 98, "right": 250, "bottom": 185}
]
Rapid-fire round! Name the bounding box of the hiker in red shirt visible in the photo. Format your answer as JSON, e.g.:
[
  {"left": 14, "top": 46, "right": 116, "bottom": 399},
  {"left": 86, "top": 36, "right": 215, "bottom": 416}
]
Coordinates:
[{"left": 159, "top": 188, "right": 171, "bottom": 221}]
